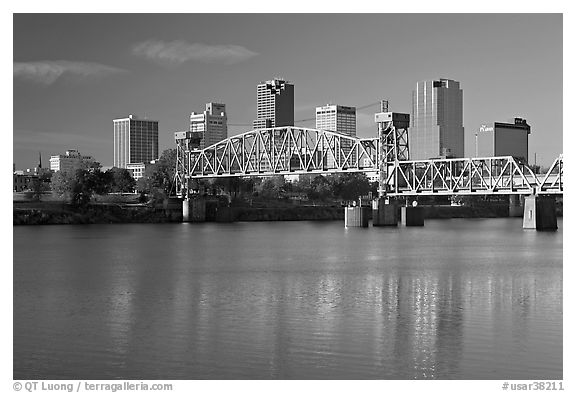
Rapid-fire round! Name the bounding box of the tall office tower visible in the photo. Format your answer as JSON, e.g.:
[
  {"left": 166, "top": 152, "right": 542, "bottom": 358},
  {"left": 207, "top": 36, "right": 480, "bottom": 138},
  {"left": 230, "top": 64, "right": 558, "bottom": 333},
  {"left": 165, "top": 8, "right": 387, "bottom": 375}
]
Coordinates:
[
  {"left": 113, "top": 114, "right": 159, "bottom": 168},
  {"left": 410, "top": 78, "right": 464, "bottom": 159},
  {"left": 253, "top": 78, "right": 294, "bottom": 129},
  {"left": 190, "top": 103, "right": 228, "bottom": 149},
  {"left": 316, "top": 104, "right": 357, "bottom": 167}
]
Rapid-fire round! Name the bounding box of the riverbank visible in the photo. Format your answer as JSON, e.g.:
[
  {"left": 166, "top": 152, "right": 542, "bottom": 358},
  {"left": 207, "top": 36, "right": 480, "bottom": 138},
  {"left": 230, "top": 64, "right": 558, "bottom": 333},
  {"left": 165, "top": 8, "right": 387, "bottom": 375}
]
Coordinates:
[
  {"left": 13, "top": 202, "right": 179, "bottom": 225},
  {"left": 13, "top": 200, "right": 533, "bottom": 225}
]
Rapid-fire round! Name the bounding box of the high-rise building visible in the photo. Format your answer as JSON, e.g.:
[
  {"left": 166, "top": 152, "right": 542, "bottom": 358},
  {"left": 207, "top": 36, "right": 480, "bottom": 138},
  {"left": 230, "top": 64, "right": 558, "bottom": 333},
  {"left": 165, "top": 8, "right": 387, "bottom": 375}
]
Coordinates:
[
  {"left": 476, "top": 118, "right": 531, "bottom": 163},
  {"left": 49, "top": 149, "right": 95, "bottom": 172},
  {"left": 190, "top": 103, "right": 228, "bottom": 149},
  {"left": 316, "top": 104, "right": 357, "bottom": 167},
  {"left": 316, "top": 104, "right": 356, "bottom": 136},
  {"left": 113, "top": 114, "right": 159, "bottom": 168},
  {"left": 410, "top": 79, "right": 464, "bottom": 159},
  {"left": 253, "top": 78, "right": 294, "bottom": 129}
]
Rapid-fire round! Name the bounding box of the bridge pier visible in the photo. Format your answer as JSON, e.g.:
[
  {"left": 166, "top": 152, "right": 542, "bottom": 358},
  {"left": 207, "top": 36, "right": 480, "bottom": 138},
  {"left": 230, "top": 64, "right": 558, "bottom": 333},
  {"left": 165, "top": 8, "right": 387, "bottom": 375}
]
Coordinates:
[
  {"left": 182, "top": 196, "right": 206, "bottom": 223},
  {"left": 522, "top": 195, "right": 557, "bottom": 231},
  {"left": 372, "top": 198, "right": 398, "bottom": 226},
  {"left": 401, "top": 206, "right": 424, "bottom": 226},
  {"left": 344, "top": 206, "right": 369, "bottom": 227},
  {"left": 509, "top": 194, "right": 524, "bottom": 217}
]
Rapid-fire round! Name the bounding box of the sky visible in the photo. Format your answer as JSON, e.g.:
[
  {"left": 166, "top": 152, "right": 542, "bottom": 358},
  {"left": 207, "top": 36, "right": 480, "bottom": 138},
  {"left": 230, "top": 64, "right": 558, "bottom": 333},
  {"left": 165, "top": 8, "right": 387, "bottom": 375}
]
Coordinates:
[{"left": 13, "top": 13, "right": 563, "bottom": 170}]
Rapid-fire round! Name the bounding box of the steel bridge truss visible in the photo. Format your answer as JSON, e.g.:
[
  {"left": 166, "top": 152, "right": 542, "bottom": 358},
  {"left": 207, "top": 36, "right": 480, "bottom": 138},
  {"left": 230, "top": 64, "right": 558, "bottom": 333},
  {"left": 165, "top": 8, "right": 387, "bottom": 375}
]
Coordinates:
[
  {"left": 382, "top": 154, "right": 563, "bottom": 196},
  {"left": 174, "top": 126, "right": 563, "bottom": 197},
  {"left": 175, "top": 126, "right": 379, "bottom": 186}
]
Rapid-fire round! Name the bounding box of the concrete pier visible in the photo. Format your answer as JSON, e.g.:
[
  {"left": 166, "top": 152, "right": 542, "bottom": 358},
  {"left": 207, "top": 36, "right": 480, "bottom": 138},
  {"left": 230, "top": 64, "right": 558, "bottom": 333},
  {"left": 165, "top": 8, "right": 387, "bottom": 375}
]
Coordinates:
[
  {"left": 344, "top": 206, "right": 369, "bottom": 227},
  {"left": 372, "top": 198, "right": 398, "bottom": 226},
  {"left": 401, "top": 206, "right": 424, "bottom": 226},
  {"left": 182, "top": 197, "right": 206, "bottom": 222},
  {"left": 523, "top": 195, "right": 557, "bottom": 231},
  {"left": 509, "top": 194, "right": 524, "bottom": 217}
]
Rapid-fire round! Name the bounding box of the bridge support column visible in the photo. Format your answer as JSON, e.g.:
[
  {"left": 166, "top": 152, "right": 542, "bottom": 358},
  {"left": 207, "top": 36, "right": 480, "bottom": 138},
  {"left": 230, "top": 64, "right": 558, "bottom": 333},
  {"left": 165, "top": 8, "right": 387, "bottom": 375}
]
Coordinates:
[
  {"left": 183, "top": 197, "right": 206, "bottom": 223},
  {"left": 523, "top": 195, "right": 557, "bottom": 231},
  {"left": 372, "top": 198, "right": 398, "bottom": 226},
  {"left": 344, "top": 206, "right": 369, "bottom": 227},
  {"left": 401, "top": 206, "right": 424, "bottom": 226},
  {"left": 509, "top": 194, "right": 524, "bottom": 217}
]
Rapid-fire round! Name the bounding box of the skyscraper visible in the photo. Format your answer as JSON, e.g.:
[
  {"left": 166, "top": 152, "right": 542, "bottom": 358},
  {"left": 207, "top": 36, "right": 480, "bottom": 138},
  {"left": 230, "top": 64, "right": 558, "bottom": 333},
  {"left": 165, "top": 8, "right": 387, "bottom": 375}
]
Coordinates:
[
  {"left": 316, "top": 104, "right": 357, "bottom": 168},
  {"left": 253, "top": 78, "right": 294, "bottom": 129},
  {"left": 315, "top": 104, "right": 356, "bottom": 136},
  {"left": 410, "top": 78, "right": 464, "bottom": 159},
  {"left": 190, "top": 103, "right": 228, "bottom": 149},
  {"left": 113, "top": 114, "right": 159, "bottom": 169}
]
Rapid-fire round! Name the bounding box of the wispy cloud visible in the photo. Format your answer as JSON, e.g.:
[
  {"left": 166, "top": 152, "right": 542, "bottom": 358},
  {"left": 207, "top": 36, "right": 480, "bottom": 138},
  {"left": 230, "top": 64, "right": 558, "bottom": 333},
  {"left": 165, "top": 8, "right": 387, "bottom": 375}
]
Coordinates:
[
  {"left": 13, "top": 61, "right": 126, "bottom": 85},
  {"left": 132, "top": 40, "right": 258, "bottom": 66}
]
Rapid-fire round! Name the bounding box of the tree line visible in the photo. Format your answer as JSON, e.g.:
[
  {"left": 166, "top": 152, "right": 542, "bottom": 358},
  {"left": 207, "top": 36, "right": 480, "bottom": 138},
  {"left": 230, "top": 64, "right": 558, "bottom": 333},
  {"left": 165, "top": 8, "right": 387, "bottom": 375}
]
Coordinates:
[
  {"left": 46, "top": 148, "right": 378, "bottom": 206},
  {"left": 50, "top": 162, "right": 137, "bottom": 205}
]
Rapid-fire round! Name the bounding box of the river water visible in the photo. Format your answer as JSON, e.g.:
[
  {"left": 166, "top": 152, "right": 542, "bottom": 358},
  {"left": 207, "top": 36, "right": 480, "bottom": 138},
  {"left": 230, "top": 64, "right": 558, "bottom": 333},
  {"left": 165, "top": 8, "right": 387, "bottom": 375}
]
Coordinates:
[{"left": 13, "top": 218, "right": 562, "bottom": 380}]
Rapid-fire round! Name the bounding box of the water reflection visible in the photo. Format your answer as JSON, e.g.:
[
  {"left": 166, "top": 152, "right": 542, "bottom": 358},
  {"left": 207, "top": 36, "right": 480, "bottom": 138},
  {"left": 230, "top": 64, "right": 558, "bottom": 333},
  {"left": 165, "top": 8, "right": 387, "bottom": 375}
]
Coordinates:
[{"left": 14, "top": 219, "right": 562, "bottom": 379}]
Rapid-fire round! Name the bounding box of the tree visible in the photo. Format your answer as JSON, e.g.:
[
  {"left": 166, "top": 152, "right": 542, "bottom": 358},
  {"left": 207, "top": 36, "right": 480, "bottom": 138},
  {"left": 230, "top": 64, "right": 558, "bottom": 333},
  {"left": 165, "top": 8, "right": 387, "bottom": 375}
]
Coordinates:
[
  {"left": 255, "top": 176, "right": 285, "bottom": 199},
  {"left": 29, "top": 170, "right": 53, "bottom": 200},
  {"left": 107, "top": 167, "right": 136, "bottom": 193},
  {"left": 51, "top": 169, "right": 89, "bottom": 205},
  {"left": 330, "top": 173, "right": 370, "bottom": 201},
  {"left": 309, "top": 175, "right": 332, "bottom": 201},
  {"left": 137, "top": 149, "right": 177, "bottom": 201},
  {"left": 51, "top": 167, "right": 109, "bottom": 206},
  {"left": 91, "top": 170, "right": 113, "bottom": 195}
]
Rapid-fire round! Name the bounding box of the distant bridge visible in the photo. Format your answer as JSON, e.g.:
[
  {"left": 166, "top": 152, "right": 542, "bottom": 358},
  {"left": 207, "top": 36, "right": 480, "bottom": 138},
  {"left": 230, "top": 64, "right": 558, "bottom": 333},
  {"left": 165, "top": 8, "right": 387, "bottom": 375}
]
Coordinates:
[{"left": 174, "top": 123, "right": 562, "bottom": 198}]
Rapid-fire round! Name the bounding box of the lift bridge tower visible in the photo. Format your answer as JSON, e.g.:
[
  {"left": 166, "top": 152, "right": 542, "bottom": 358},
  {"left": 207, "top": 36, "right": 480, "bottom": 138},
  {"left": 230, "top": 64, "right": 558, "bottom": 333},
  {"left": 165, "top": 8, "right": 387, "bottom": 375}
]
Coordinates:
[
  {"left": 174, "top": 130, "right": 203, "bottom": 198},
  {"left": 375, "top": 110, "right": 410, "bottom": 197},
  {"left": 372, "top": 106, "right": 410, "bottom": 226}
]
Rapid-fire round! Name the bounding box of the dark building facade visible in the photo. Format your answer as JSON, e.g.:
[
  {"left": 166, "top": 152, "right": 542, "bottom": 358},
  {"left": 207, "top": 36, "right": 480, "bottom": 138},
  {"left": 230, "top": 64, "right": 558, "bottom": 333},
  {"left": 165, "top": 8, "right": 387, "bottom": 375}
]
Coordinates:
[{"left": 476, "top": 118, "right": 531, "bottom": 163}]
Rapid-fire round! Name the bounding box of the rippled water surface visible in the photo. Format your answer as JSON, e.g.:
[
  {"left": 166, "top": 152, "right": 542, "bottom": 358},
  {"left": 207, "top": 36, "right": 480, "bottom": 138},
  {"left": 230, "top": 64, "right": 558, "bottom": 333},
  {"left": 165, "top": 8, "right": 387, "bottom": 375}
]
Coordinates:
[{"left": 14, "top": 218, "right": 562, "bottom": 379}]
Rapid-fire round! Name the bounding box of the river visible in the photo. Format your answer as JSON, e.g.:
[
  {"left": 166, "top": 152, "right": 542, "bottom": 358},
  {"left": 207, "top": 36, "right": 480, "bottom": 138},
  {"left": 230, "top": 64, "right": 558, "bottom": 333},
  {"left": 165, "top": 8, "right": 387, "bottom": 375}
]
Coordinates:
[{"left": 13, "top": 218, "right": 562, "bottom": 379}]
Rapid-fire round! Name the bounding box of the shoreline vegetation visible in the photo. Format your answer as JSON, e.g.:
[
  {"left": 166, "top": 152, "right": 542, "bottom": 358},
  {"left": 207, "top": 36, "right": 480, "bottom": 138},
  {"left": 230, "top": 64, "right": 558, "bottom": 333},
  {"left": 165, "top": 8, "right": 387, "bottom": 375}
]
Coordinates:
[{"left": 15, "top": 199, "right": 555, "bottom": 226}]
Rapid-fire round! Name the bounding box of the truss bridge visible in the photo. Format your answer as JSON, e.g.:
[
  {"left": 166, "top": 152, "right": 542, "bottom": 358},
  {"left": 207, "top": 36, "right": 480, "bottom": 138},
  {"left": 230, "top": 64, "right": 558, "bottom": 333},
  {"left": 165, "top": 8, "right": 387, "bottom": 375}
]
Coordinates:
[{"left": 174, "top": 115, "right": 562, "bottom": 198}]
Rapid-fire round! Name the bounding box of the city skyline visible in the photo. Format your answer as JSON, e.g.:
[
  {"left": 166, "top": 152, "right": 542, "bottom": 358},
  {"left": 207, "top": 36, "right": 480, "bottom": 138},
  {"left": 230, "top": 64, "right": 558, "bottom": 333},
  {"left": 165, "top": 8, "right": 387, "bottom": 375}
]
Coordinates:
[{"left": 13, "top": 14, "right": 562, "bottom": 170}]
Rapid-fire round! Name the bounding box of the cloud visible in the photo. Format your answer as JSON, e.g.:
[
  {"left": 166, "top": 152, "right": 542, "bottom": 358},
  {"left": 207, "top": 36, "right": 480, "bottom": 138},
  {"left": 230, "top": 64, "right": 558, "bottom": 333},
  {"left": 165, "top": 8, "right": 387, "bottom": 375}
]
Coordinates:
[
  {"left": 13, "top": 61, "right": 126, "bottom": 85},
  {"left": 132, "top": 40, "right": 258, "bottom": 66}
]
